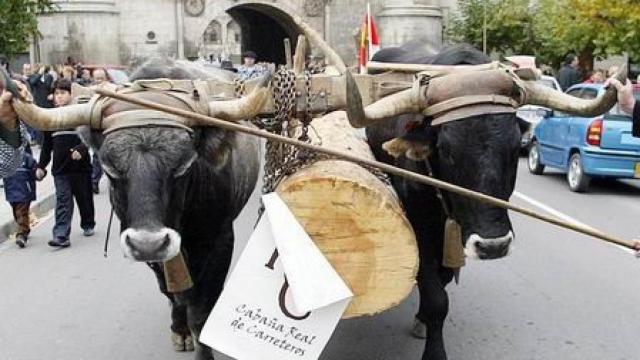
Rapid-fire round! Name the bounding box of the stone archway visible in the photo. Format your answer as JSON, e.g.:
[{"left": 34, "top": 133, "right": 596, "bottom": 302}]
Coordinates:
[{"left": 226, "top": 3, "right": 300, "bottom": 65}]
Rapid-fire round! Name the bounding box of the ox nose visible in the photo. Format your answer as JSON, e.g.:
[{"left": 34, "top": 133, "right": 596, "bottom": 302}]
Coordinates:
[
  {"left": 465, "top": 232, "right": 514, "bottom": 260},
  {"left": 120, "top": 228, "right": 181, "bottom": 261}
]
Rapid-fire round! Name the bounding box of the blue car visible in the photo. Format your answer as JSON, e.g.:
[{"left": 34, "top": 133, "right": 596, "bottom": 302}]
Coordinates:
[{"left": 527, "top": 83, "right": 640, "bottom": 192}]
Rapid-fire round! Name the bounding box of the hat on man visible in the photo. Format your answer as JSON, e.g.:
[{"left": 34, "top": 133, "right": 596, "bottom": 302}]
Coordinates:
[{"left": 243, "top": 51, "right": 257, "bottom": 60}]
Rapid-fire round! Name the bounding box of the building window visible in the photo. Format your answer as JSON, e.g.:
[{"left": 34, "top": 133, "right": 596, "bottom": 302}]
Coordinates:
[
  {"left": 204, "top": 20, "right": 222, "bottom": 44},
  {"left": 227, "top": 20, "right": 241, "bottom": 44}
]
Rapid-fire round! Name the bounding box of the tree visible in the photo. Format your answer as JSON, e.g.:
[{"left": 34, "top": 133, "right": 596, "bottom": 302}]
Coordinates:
[
  {"left": 448, "top": 0, "right": 540, "bottom": 57},
  {"left": 449, "top": 0, "right": 640, "bottom": 71},
  {"left": 0, "top": 0, "right": 55, "bottom": 58},
  {"left": 535, "top": 0, "right": 640, "bottom": 69}
]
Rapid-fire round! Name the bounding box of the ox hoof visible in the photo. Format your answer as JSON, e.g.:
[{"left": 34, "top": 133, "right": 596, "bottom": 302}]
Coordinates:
[
  {"left": 171, "top": 332, "right": 195, "bottom": 352},
  {"left": 184, "top": 334, "right": 195, "bottom": 352},
  {"left": 411, "top": 317, "right": 427, "bottom": 339}
]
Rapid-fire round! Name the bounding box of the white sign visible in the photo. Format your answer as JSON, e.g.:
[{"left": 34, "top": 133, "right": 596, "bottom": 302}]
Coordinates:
[{"left": 200, "top": 193, "right": 353, "bottom": 360}]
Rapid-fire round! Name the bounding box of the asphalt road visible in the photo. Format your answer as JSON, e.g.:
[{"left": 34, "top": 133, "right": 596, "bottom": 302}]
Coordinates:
[{"left": 1, "top": 157, "right": 639, "bottom": 360}]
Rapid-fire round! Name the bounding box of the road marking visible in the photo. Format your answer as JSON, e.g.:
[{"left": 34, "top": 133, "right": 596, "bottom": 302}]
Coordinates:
[{"left": 512, "top": 191, "right": 635, "bottom": 254}]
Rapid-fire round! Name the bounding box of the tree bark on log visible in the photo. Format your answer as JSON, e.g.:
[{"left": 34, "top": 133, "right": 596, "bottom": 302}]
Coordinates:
[{"left": 276, "top": 111, "right": 418, "bottom": 319}]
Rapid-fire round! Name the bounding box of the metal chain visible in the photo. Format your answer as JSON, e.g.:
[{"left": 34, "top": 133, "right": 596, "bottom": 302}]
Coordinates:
[
  {"left": 262, "top": 66, "right": 301, "bottom": 194},
  {"left": 261, "top": 65, "right": 389, "bottom": 197}
]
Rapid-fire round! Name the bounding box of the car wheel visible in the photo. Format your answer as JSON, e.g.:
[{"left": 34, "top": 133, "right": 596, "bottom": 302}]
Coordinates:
[
  {"left": 528, "top": 141, "right": 545, "bottom": 175},
  {"left": 567, "top": 153, "right": 590, "bottom": 192}
]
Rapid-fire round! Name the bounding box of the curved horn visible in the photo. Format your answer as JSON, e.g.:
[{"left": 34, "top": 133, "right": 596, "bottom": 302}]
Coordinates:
[
  {"left": 0, "top": 67, "right": 92, "bottom": 131},
  {"left": 12, "top": 100, "right": 92, "bottom": 131},
  {"left": 522, "top": 64, "right": 628, "bottom": 117},
  {"left": 208, "top": 73, "right": 271, "bottom": 122},
  {"left": 293, "top": 16, "right": 422, "bottom": 127}
]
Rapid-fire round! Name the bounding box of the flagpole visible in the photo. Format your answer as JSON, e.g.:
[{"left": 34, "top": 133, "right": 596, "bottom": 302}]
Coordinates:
[{"left": 367, "top": 2, "right": 373, "bottom": 64}]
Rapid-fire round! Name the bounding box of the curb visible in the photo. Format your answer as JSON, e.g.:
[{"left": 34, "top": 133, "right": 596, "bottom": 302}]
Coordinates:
[{"left": 0, "top": 192, "right": 56, "bottom": 244}]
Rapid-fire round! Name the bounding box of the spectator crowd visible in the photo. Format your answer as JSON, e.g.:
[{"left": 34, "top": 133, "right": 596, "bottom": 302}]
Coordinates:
[{"left": 0, "top": 58, "right": 109, "bottom": 249}]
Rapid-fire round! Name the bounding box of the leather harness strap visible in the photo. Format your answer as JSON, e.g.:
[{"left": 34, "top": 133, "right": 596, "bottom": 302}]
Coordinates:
[
  {"left": 423, "top": 94, "right": 520, "bottom": 118},
  {"left": 101, "top": 110, "right": 194, "bottom": 134},
  {"left": 87, "top": 78, "right": 215, "bottom": 132}
]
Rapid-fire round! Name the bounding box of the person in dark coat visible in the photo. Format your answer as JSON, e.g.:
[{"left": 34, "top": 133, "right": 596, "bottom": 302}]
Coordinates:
[
  {"left": 36, "top": 79, "right": 95, "bottom": 248},
  {"left": 27, "top": 65, "right": 54, "bottom": 145},
  {"left": 557, "top": 54, "right": 582, "bottom": 91},
  {"left": 3, "top": 144, "right": 36, "bottom": 248}
]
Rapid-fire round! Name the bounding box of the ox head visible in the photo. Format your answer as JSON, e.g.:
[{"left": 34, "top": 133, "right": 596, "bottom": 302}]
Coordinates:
[
  {"left": 8, "top": 62, "right": 270, "bottom": 262},
  {"left": 293, "top": 17, "right": 626, "bottom": 260}
]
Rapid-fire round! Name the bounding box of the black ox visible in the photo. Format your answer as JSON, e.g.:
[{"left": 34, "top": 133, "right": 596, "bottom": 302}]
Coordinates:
[
  {"left": 101, "top": 60, "right": 262, "bottom": 359},
  {"left": 9, "top": 58, "right": 268, "bottom": 360},
  {"left": 329, "top": 30, "right": 622, "bottom": 357},
  {"left": 367, "top": 44, "right": 520, "bottom": 360}
]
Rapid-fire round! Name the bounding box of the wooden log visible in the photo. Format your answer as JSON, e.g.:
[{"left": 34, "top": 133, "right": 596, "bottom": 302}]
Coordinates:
[{"left": 276, "top": 111, "right": 418, "bottom": 319}]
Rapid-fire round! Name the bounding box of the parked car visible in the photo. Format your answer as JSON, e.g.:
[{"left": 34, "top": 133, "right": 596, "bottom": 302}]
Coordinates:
[
  {"left": 81, "top": 64, "right": 130, "bottom": 85},
  {"left": 527, "top": 83, "right": 640, "bottom": 192},
  {"left": 517, "top": 75, "right": 561, "bottom": 151}
]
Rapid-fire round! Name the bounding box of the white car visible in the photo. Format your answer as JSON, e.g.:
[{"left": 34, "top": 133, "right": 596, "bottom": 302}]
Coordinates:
[{"left": 516, "top": 75, "right": 561, "bottom": 150}]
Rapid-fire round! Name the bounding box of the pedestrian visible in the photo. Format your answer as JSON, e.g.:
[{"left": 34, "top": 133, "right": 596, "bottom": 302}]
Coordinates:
[
  {"left": 607, "top": 78, "right": 640, "bottom": 252},
  {"left": 36, "top": 78, "right": 95, "bottom": 248},
  {"left": 76, "top": 68, "right": 93, "bottom": 86},
  {"left": 584, "top": 69, "right": 605, "bottom": 84},
  {"left": 557, "top": 54, "right": 582, "bottom": 91},
  {"left": 236, "top": 51, "right": 265, "bottom": 81},
  {"left": 61, "top": 66, "right": 76, "bottom": 81},
  {"left": 0, "top": 72, "right": 31, "bottom": 178},
  {"left": 3, "top": 144, "right": 37, "bottom": 248},
  {"left": 28, "top": 64, "right": 54, "bottom": 145}
]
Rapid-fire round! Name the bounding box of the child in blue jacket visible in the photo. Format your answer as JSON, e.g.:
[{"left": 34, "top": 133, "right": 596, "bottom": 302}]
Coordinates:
[{"left": 3, "top": 144, "right": 36, "bottom": 248}]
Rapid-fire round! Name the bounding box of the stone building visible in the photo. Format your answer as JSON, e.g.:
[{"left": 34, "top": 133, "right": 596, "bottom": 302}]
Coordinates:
[{"left": 35, "top": 0, "right": 458, "bottom": 66}]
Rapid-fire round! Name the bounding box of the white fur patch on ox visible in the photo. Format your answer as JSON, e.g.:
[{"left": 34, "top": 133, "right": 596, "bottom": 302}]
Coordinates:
[
  {"left": 464, "top": 231, "right": 514, "bottom": 260},
  {"left": 120, "top": 227, "right": 181, "bottom": 261}
]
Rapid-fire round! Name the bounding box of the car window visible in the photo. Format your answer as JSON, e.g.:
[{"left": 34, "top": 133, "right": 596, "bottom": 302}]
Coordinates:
[{"left": 579, "top": 88, "right": 598, "bottom": 100}]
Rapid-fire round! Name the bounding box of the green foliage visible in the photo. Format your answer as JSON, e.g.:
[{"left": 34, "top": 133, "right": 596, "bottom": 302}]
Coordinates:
[
  {"left": 448, "top": 0, "right": 538, "bottom": 56},
  {"left": 449, "top": 0, "right": 640, "bottom": 68},
  {"left": 0, "top": 0, "right": 55, "bottom": 57}
]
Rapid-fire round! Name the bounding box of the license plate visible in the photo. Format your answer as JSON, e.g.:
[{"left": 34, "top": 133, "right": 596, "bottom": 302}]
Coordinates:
[{"left": 635, "top": 163, "right": 640, "bottom": 178}]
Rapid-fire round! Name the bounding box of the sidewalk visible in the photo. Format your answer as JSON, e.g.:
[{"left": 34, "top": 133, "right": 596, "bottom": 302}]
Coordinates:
[{"left": 0, "top": 147, "right": 56, "bottom": 243}]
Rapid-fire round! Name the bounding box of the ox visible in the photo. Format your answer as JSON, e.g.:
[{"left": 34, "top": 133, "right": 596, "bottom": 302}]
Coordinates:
[
  {"left": 297, "top": 22, "right": 622, "bottom": 360},
  {"left": 8, "top": 58, "right": 269, "bottom": 360}
]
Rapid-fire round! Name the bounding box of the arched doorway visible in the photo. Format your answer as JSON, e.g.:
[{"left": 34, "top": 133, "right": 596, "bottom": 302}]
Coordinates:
[{"left": 227, "top": 4, "right": 299, "bottom": 65}]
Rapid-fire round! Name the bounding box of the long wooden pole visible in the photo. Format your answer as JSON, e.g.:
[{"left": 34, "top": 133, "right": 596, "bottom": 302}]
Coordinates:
[{"left": 94, "top": 88, "right": 637, "bottom": 250}]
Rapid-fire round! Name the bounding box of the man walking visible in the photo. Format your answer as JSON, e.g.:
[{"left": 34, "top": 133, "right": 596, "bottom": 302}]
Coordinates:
[
  {"left": 36, "top": 79, "right": 95, "bottom": 248},
  {"left": 557, "top": 54, "right": 582, "bottom": 91}
]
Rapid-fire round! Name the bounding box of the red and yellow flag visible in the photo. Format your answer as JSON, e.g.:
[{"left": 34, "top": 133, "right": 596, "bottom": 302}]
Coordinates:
[{"left": 359, "top": 3, "right": 380, "bottom": 74}]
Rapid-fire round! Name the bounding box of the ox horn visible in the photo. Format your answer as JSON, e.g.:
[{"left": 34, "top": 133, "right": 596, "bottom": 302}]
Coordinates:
[
  {"left": 294, "top": 16, "right": 416, "bottom": 128},
  {"left": 521, "top": 64, "right": 628, "bottom": 117},
  {"left": 12, "top": 100, "right": 92, "bottom": 131},
  {"left": 207, "top": 72, "right": 271, "bottom": 122},
  {"left": 0, "top": 68, "right": 92, "bottom": 131}
]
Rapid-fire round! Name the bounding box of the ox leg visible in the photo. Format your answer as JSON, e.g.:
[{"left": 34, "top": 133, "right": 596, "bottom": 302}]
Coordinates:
[
  {"left": 147, "top": 262, "right": 193, "bottom": 352},
  {"left": 416, "top": 259, "right": 454, "bottom": 360},
  {"left": 184, "top": 227, "right": 234, "bottom": 360}
]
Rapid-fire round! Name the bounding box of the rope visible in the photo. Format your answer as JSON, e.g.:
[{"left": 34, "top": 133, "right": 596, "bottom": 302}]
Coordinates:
[{"left": 93, "top": 89, "right": 638, "bottom": 250}]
